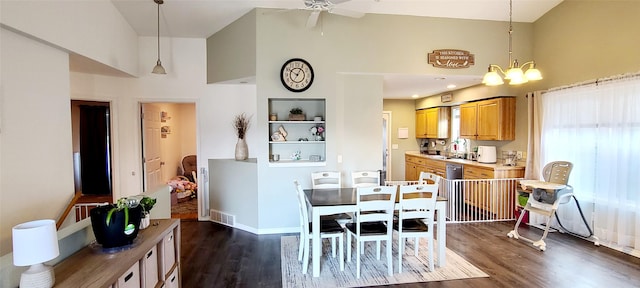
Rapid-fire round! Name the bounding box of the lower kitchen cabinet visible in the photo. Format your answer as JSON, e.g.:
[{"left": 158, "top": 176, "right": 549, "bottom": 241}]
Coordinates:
[
  {"left": 404, "top": 154, "right": 447, "bottom": 181},
  {"left": 463, "top": 165, "right": 522, "bottom": 218},
  {"left": 55, "top": 219, "right": 181, "bottom": 288}
]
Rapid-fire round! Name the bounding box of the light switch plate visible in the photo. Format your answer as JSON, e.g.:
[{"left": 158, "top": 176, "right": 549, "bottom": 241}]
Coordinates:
[{"left": 392, "top": 144, "right": 399, "bottom": 149}]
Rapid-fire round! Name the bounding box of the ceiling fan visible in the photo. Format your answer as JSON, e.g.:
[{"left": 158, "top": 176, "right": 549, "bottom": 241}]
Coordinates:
[{"left": 302, "top": 0, "right": 365, "bottom": 28}]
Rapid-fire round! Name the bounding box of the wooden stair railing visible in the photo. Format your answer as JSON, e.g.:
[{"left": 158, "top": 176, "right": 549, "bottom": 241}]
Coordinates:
[{"left": 57, "top": 192, "right": 83, "bottom": 230}]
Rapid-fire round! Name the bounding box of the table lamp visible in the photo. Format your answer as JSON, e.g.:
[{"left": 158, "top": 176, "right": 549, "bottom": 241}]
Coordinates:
[{"left": 12, "top": 219, "right": 60, "bottom": 288}]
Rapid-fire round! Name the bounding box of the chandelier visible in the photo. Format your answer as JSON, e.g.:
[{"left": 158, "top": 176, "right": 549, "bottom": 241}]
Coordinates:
[
  {"left": 482, "top": 0, "right": 541, "bottom": 86},
  {"left": 152, "top": 0, "right": 166, "bottom": 74}
]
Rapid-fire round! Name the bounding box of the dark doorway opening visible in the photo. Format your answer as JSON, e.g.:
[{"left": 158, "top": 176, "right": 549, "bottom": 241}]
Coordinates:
[{"left": 72, "top": 100, "right": 113, "bottom": 197}]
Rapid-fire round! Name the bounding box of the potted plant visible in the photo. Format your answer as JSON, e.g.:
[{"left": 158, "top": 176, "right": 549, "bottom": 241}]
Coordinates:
[
  {"left": 288, "top": 107, "right": 306, "bottom": 121},
  {"left": 139, "top": 196, "right": 156, "bottom": 229},
  {"left": 90, "top": 197, "right": 143, "bottom": 248}
]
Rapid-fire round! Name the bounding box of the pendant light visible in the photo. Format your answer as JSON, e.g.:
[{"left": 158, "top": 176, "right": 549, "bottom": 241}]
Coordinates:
[
  {"left": 152, "top": 0, "right": 166, "bottom": 74},
  {"left": 482, "top": 0, "right": 541, "bottom": 86}
]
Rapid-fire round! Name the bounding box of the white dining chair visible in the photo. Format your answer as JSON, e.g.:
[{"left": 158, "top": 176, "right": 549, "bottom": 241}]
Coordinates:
[
  {"left": 351, "top": 170, "right": 381, "bottom": 187},
  {"left": 294, "top": 180, "right": 344, "bottom": 274},
  {"left": 311, "top": 171, "right": 352, "bottom": 226},
  {"left": 345, "top": 185, "right": 397, "bottom": 278},
  {"left": 394, "top": 183, "right": 438, "bottom": 272},
  {"left": 351, "top": 170, "right": 383, "bottom": 255}
]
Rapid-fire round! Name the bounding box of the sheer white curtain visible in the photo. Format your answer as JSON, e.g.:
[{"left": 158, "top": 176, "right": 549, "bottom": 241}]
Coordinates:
[{"left": 539, "top": 73, "right": 640, "bottom": 254}]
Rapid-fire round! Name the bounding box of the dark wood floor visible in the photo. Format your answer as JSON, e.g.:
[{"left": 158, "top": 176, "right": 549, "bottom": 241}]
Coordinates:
[{"left": 180, "top": 220, "right": 640, "bottom": 288}]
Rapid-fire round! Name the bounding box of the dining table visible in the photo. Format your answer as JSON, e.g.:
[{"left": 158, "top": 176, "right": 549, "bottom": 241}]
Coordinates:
[{"left": 303, "top": 187, "right": 447, "bottom": 277}]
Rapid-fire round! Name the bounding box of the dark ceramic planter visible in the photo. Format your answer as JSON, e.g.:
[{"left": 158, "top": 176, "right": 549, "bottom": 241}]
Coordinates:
[{"left": 90, "top": 205, "right": 142, "bottom": 248}]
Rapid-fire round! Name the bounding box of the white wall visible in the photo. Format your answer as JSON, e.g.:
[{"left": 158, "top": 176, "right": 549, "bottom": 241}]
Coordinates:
[
  {"left": 70, "top": 37, "right": 211, "bottom": 199},
  {"left": 0, "top": 0, "right": 138, "bottom": 76},
  {"left": 242, "top": 9, "right": 536, "bottom": 231},
  {"left": 0, "top": 28, "right": 75, "bottom": 251},
  {"left": 0, "top": 27, "right": 75, "bottom": 267}
]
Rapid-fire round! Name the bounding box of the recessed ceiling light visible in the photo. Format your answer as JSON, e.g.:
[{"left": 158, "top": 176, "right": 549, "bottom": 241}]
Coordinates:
[
  {"left": 412, "top": 94, "right": 419, "bottom": 98},
  {"left": 447, "top": 84, "right": 457, "bottom": 89}
]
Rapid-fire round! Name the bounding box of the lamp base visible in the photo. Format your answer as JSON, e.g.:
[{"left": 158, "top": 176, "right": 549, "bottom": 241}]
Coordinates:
[{"left": 20, "top": 263, "right": 55, "bottom": 288}]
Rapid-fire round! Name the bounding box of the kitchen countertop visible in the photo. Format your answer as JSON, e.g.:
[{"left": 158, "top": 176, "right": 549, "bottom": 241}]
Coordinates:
[{"left": 405, "top": 151, "right": 525, "bottom": 171}]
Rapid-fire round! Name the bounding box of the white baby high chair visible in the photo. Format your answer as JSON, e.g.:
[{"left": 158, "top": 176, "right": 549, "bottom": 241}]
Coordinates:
[{"left": 507, "top": 161, "right": 599, "bottom": 251}]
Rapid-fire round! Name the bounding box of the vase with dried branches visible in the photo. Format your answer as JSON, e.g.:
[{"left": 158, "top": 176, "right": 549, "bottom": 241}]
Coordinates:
[{"left": 233, "top": 113, "right": 251, "bottom": 160}]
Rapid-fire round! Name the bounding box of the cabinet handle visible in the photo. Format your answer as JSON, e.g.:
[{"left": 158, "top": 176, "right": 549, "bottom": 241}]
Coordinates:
[
  {"left": 124, "top": 271, "right": 134, "bottom": 282},
  {"left": 171, "top": 275, "right": 176, "bottom": 282},
  {"left": 147, "top": 250, "right": 153, "bottom": 258}
]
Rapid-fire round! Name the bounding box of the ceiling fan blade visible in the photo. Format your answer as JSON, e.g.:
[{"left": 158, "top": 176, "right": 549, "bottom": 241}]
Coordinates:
[
  {"left": 306, "top": 10, "right": 321, "bottom": 28},
  {"left": 329, "top": 7, "right": 364, "bottom": 18},
  {"left": 330, "top": 0, "right": 352, "bottom": 5}
]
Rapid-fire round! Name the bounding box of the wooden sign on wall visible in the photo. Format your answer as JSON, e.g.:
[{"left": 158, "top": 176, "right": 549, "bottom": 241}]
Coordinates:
[{"left": 427, "top": 49, "right": 475, "bottom": 69}]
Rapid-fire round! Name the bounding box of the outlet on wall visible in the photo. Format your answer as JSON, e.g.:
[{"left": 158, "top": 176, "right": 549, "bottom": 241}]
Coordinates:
[{"left": 516, "top": 151, "right": 524, "bottom": 160}]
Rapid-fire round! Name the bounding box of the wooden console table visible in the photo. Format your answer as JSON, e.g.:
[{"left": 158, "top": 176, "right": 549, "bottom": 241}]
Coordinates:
[{"left": 54, "top": 219, "right": 181, "bottom": 288}]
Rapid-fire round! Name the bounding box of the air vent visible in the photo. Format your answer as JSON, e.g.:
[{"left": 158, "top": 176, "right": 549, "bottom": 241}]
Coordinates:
[{"left": 209, "top": 209, "right": 235, "bottom": 227}]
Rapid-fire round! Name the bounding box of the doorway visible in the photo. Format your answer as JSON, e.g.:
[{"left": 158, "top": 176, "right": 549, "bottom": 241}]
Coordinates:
[
  {"left": 71, "top": 100, "right": 113, "bottom": 202},
  {"left": 382, "top": 111, "right": 392, "bottom": 182},
  {"left": 140, "top": 102, "right": 198, "bottom": 220}
]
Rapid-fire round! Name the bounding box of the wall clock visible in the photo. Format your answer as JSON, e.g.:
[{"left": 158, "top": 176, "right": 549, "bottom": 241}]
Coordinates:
[{"left": 280, "top": 58, "right": 314, "bottom": 92}]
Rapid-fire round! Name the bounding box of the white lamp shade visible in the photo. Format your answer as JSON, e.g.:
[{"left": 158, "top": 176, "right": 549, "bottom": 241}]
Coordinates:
[
  {"left": 524, "top": 68, "right": 543, "bottom": 81},
  {"left": 482, "top": 71, "right": 503, "bottom": 86},
  {"left": 12, "top": 220, "right": 60, "bottom": 266}
]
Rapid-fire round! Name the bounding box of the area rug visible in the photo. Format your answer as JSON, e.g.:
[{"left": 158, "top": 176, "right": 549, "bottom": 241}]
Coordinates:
[
  {"left": 171, "top": 197, "right": 198, "bottom": 220},
  {"left": 281, "top": 235, "right": 488, "bottom": 288}
]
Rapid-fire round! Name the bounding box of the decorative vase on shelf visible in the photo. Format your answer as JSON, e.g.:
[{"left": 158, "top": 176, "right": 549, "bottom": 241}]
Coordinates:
[
  {"left": 235, "top": 138, "right": 248, "bottom": 160},
  {"left": 140, "top": 213, "right": 150, "bottom": 229}
]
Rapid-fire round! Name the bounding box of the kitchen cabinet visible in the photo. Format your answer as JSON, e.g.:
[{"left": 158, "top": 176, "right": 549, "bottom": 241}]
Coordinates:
[
  {"left": 460, "top": 97, "right": 515, "bottom": 140},
  {"left": 416, "top": 107, "right": 450, "bottom": 139},
  {"left": 405, "top": 154, "right": 445, "bottom": 181},
  {"left": 405, "top": 154, "right": 423, "bottom": 180},
  {"left": 415, "top": 109, "right": 427, "bottom": 138},
  {"left": 54, "top": 219, "right": 181, "bottom": 288},
  {"left": 463, "top": 164, "right": 523, "bottom": 218},
  {"left": 269, "top": 98, "right": 326, "bottom": 166}
]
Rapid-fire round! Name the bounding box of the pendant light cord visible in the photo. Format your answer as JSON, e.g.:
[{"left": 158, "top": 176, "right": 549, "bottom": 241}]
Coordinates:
[
  {"left": 508, "top": 0, "right": 513, "bottom": 67},
  {"left": 157, "top": 0, "right": 161, "bottom": 61}
]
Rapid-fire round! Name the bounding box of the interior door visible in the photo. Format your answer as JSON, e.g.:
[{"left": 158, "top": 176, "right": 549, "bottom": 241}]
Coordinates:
[{"left": 142, "top": 104, "right": 162, "bottom": 192}]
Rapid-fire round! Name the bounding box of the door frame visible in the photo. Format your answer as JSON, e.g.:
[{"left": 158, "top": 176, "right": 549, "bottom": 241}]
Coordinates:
[
  {"left": 383, "top": 111, "right": 392, "bottom": 182},
  {"left": 139, "top": 100, "right": 203, "bottom": 219}
]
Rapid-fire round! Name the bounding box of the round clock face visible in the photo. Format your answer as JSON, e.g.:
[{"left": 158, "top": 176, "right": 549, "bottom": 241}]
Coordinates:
[{"left": 280, "top": 58, "right": 314, "bottom": 92}]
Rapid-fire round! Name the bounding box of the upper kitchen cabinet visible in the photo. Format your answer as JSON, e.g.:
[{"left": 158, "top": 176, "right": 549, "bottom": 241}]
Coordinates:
[
  {"left": 416, "top": 107, "right": 450, "bottom": 139},
  {"left": 416, "top": 109, "right": 427, "bottom": 138},
  {"left": 460, "top": 97, "right": 515, "bottom": 141}
]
